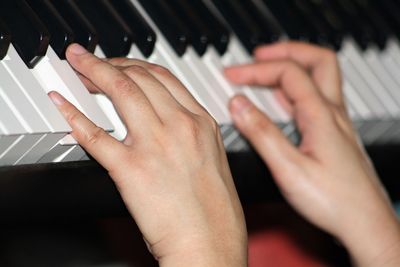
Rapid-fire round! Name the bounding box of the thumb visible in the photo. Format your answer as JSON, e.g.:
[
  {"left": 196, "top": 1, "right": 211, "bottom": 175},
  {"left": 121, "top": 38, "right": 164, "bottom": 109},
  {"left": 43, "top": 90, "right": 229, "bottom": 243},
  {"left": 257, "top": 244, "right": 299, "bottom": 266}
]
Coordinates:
[{"left": 229, "top": 95, "right": 304, "bottom": 178}]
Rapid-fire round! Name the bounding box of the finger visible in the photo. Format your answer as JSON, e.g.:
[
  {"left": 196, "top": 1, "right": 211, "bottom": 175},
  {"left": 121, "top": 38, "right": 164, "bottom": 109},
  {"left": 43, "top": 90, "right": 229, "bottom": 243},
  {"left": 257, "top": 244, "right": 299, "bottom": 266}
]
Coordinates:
[
  {"left": 225, "top": 61, "right": 329, "bottom": 127},
  {"left": 254, "top": 41, "right": 343, "bottom": 105},
  {"left": 117, "top": 65, "right": 189, "bottom": 120},
  {"left": 107, "top": 58, "right": 206, "bottom": 115},
  {"left": 76, "top": 73, "right": 102, "bottom": 94},
  {"left": 229, "top": 95, "right": 305, "bottom": 184},
  {"left": 66, "top": 44, "right": 161, "bottom": 132},
  {"left": 48, "top": 91, "right": 128, "bottom": 173}
]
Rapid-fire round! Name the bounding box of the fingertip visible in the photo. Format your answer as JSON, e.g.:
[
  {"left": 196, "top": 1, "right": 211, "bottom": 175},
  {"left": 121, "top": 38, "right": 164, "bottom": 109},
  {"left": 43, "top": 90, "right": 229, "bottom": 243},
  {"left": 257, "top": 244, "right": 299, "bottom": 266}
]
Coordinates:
[
  {"left": 229, "top": 95, "right": 252, "bottom": 115},
  {"left": 229, "top": 95, "right": 257, "bottom": 127},
  {"left": 224, "top": 66, "right": 247, "bottom": 84},
  {"left": 48, "top": 91, "right": 66, "bottom": 106},
  {"left": 67, "top": 43, "right": 88, "bottom": 57},
  {"left": 253, "top": 45, "right": 268, "bottom": 58}
]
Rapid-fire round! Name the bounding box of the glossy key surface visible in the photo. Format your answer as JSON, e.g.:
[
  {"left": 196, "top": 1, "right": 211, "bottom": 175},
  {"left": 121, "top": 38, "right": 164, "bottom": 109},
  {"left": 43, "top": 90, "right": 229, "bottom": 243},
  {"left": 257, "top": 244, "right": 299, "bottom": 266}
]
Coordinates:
[
  {"left": 107, "top": 0, "right": 156, "bottom": 58},
  {"left": 0, "top": 0, "right": 50, "bottom": 68},
  {"left": 27, "top": 0, "right": 74, "bottom": 59},
  {"left": 73, "top": 0, "right": 132, "bottom": 57},
  {"left": 0, "top": 19, "right": 11, "bottom": 60},
  {"left": 51, "top": 0, "right": 98, "bottom": 53}
]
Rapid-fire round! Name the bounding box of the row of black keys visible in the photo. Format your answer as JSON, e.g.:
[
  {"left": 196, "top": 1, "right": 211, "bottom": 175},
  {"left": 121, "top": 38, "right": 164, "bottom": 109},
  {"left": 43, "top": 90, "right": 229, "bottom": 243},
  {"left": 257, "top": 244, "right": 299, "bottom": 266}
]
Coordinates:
[{"left": 0, "top": 0, "right": 400, "bottom": 70}]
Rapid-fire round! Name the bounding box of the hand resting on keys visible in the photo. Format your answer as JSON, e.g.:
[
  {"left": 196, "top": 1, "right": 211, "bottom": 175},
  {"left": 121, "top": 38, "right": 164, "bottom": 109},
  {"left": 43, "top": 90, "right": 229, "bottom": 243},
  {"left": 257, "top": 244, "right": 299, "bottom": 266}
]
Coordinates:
[
  {"left": 48, "top": 43, "right": 247, "bottom": 267},
  {"left": 225, "top": 41, "right": 400, "bottom": 267}
]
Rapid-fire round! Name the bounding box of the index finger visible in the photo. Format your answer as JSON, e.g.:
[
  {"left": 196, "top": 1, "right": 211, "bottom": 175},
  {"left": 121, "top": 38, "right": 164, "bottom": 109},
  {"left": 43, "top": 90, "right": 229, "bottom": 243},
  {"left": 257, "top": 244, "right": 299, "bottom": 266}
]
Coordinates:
[
  {"left": 254, "top": 42, "right": 343, "bottom": 105},
  {"left": 66, "top": 44, "right": 161, "bottom": 131}
]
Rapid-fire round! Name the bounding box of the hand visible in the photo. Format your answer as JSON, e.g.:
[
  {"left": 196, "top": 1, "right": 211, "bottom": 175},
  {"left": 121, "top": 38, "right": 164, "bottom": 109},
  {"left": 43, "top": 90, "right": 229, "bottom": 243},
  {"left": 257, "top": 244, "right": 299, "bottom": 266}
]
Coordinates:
[
  {"left": 49, "top": 44, "right": 247, "bottom": 267},
  {"left": 225, "top": 41, "right": 400, "bottom": 267}
]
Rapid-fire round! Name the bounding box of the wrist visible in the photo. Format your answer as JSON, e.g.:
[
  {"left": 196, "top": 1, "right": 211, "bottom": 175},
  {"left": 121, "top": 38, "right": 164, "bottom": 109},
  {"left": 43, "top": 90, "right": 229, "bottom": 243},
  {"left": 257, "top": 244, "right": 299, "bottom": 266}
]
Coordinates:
[
  {"left": 338, "top": 208, "right": 400, "bottom": 267},
  {"left": 157, "top": 237, "right": 247, "bottom": 267}
]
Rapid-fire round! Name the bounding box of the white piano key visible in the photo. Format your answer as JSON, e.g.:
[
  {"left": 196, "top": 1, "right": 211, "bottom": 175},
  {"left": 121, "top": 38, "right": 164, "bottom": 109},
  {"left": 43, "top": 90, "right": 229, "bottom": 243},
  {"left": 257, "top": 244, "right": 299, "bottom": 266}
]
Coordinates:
[
  {"left": 0, "top": 90, "right": 33, "bottom": 161},
  {"left": 61, "top": 145, "right": 86, "bottom": 162},
  {"left": 37, "top": 142, "right": 75, "bottom": 164},
  {"left": 341, "top": 39, "right": 398, "bottom": 117},
  {"left": 0, "top": 87, "right": 26, "bottom": 134},
  {"left": 0, "top": 134, "right": 42, "bottom": 166},
  {"left": 0, "top": 46, "right": 73, "bottom": 162},
  {"left": 129, "top": 1, "right": 230, "bottom": 124},
  {"left": 364, "top": 47, "right": 400, "bottom": 108},
  {"left": 32, "top": 46, "right": 114, "bottom": 132},
  {"left": 380, "top": 50, "right": 400, "bottom": 90},
  {"left": 0, "top": 135, "right": 19, "bottom": 157},
  {"left": 342, "top": 80, "right": 372, "bottom": 119},
  {"left": 386, "top": 38, "right": 400, "bottom": 67},
  {"left": 182, "top": 48, "right": 232, "bottom": 123},
  {"left": 15, "top": 133, "right": 66, "bottom": 165},
  {"left": 338, "top": 51, "right": 388, "bottom": 118},
  {"left": 224, "top": 36, "right": 291, "bottom": 123},
  {"left": 3, "top": 45, "right": 71, "bottom": 133}
]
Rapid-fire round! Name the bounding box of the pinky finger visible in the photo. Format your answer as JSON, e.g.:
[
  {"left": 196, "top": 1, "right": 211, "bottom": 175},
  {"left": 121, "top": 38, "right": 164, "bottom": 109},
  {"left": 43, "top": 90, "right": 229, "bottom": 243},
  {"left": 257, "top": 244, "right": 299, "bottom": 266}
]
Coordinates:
[{"left": 48, "top": 91, "right": 128, "bottom": 173}]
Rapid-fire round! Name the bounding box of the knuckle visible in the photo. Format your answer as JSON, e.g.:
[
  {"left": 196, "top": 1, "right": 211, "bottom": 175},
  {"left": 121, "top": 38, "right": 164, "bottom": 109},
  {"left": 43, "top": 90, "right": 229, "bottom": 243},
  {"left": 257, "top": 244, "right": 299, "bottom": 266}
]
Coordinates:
[
  {"left": 85, "top": 127, "right": 106, "bottom": 147},
  {"left": 247, "top": 109, "right": 273, "bottom": 136},
  {"left": 148, "top": 64, "right": 172, "bottom": 77},
  {"left": 203, "top": 114, "right": 219, "bottom": 132},
  {"left": 176, "top": 112, "right": 201, "bottom": 137},
  {"left": 124, "top": 65, "right": 148, "bottom": 77},
  {"left": 113, "top": 75, "right": 135, "bottom": 94},
  {"left": 65, "top": 109, "right": 81, "bottom": 126},
  {"left": 322, "top": 48, "right": 338, "bottom": 64},
  {"left": 90, "top": 59, "right": 107, "bottom": 72}
]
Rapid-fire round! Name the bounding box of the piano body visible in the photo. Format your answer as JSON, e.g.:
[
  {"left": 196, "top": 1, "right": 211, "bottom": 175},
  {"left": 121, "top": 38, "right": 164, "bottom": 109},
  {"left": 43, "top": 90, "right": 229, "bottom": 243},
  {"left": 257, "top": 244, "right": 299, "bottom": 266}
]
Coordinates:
[{"left": 0, "top": 0, "right": 400, "bottom": 221}]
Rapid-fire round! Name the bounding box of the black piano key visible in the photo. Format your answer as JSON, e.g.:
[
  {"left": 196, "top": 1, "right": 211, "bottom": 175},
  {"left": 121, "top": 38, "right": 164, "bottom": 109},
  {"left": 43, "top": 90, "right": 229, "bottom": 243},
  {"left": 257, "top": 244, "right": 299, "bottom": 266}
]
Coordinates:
[
  {"left": 187, "top": 0, "right": 230, "bottom": 55},
  {"left": 166, "top": 0, "right": 211, "bottom": 56},
  {"left": 262, "top": 0, "right": 312, "bottom": 42},
  {"left": 106, "top": 0, "right": 156, "bottom": 58},
  {"left": 288, "top": 0, "right": 342, "bottom": 49},
  {"left": 51, "top": 0, "right": 98, "bottom": 53},
  {"left": 210, "top": 0, "right": 266, "bottom": 53},
  {"left": 349, "top": 0, "right": 391, "bottom": 50},
  {"left": 325, "top": 0, "right": 378, "bottom": 50},
  {"left": 73, "top": 0, "right": 132, "bottom": 57},
  {"left": 27, "top": 0, "right": 74, "bottom": 60},
  {"left": 314, "top": 0, "right": 372, "bottom": 50},
  {"left": 137, "top": 0, "right": 189, "bottom": 57},
  {"left": 0, "top": 19, "right": 11, "bottom": 60},
  {"left": 370, "top": 0, "right": 400, "bottom": 42},
  {"left": 0, "top": 0, "right": 50, "bottom": 68},
  {"left": 237, "top": 0, "right": 282, "bottom": 44}
]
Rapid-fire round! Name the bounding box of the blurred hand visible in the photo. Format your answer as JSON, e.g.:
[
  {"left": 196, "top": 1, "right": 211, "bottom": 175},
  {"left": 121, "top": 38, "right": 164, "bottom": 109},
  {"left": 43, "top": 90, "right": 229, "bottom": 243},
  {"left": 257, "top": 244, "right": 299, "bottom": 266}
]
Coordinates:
[
  {"left": 49, "top": 44, "right": 247, "bottom": 267},
  {"left": 225, "top": 41, "right": 400, "bottom": 267}
]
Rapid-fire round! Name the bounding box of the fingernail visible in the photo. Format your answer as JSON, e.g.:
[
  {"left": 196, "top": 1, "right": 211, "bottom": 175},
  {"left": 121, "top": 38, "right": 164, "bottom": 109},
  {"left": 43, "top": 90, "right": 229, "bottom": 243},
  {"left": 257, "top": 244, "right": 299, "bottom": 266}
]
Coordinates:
[
  {"left": 48, "top": 91, "right": 66, "bottom": 106},
  {"left": 230, "top": 95, "right": 252, "bottom": 117},
  {"left": 68, "top": 43, "right": 87, "bottom": 55}
]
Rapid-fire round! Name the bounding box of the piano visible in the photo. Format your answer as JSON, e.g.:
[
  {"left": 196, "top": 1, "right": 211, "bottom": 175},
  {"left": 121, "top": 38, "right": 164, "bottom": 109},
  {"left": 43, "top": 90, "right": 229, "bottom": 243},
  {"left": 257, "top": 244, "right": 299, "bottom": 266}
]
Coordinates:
[{"left": 0, "top": 0, "right": 400, "bottom": 220}]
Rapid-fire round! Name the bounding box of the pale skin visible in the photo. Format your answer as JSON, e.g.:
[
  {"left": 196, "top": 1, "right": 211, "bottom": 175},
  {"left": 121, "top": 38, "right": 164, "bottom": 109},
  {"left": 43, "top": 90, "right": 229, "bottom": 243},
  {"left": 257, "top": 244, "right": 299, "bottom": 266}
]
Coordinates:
[{"left": 49, "top": 42, "right": 399, "bottom": 267}]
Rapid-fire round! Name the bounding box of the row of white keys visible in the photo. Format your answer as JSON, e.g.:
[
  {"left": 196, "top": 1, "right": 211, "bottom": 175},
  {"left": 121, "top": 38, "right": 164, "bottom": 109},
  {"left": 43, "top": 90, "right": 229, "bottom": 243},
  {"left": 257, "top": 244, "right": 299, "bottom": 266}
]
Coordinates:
[
  {"left": 0, "top": 85, "right": 27, "bottom": 165},
  {"left": 0, "top": 45, "right": 70, "bottom": 165},
  {"left": 130, "top": 0, "right": 270, "bottom": 149},
  {"left": 33, "top": 47, "right": 114, "bottom": 138},
  {"left": 128, "top": 40, "right": 236, "bottom": 138},
  {"left": 130, "top": 0, "right": 236, "bottom": 125},
  {"left": 32, "top": 46, "right": 117, "bottom": 162},
  {"left": 343, "top": 39, "right": 400, "bottom": 117},
  {"left": 347, "top": 39, "right": 400, "bottom": 141}
]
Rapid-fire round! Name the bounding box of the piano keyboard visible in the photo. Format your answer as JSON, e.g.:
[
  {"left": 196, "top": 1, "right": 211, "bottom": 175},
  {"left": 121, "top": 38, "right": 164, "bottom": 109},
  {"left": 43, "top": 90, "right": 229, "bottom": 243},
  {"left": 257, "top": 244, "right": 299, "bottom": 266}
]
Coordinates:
[{"left": 1, "top": 0, "right": 400, "bottom": 166}]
